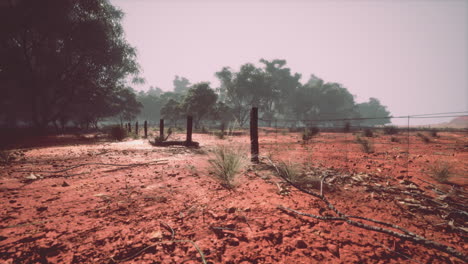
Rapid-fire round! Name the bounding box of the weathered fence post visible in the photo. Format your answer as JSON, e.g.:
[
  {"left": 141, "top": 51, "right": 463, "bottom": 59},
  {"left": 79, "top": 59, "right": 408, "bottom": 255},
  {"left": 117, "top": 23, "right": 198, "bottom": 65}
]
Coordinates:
[
  {"left": 159, "top": 119, "right": 164, "bottom": 139},
  {"left": 220, "top": 122, "right": 225, "bottom": 134},
  {"left": 250, "top": 107, "right": 259, "bottom": 163},
  {"left": 128, "top": 122, "right": 131, "bottom": 133},
  {"left": 186, "top": 116, "right": 193, "bottom": 143},
  {"left": 135, "top": 121, "right": 139, "bottom": 136},
  {"left": 144, "top": 120, "right": 148, "bottom": 138}
]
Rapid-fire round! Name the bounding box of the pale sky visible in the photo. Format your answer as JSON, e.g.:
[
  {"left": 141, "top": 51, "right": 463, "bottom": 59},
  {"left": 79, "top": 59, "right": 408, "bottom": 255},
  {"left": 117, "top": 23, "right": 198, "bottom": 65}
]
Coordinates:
[{"left": 111, "top": 0, "right": 467, "bottom": 125}]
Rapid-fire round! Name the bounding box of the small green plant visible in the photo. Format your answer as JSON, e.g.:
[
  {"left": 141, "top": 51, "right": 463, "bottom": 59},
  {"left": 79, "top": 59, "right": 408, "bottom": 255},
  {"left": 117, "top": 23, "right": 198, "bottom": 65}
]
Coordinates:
[
  {"left": 109, "top": 125, "right": 127, "bottom": 141},
  {"left": 417, "top": 132, "right": 431, "bottom": 143},
  {"left": 383, "top": 126, "right": 399, "bottom": 135},
  {"left": 357, "top": 136, "right": 374, "bottom": 153},
  {"left": 209, "top": 145, "right": 247, "bottom": 188},
  {"left": 429, "top": 161, "right": 453, "bottom": 183},
  {"left": 363, "top": 128, "right": 374, "bottom": 137}
]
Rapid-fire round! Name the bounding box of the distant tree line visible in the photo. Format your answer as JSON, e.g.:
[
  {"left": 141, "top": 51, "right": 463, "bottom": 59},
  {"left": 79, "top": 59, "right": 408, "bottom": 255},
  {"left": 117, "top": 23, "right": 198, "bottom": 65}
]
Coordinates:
[{"left": 136, "top": 59, "right": 391, "bottom": 129}]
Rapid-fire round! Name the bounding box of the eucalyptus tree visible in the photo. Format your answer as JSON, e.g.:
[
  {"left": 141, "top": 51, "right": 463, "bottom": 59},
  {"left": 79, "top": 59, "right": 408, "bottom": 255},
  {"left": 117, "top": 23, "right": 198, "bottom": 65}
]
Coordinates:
[{"left": 0, "top": 0, "right": 139, "bottom": 129}]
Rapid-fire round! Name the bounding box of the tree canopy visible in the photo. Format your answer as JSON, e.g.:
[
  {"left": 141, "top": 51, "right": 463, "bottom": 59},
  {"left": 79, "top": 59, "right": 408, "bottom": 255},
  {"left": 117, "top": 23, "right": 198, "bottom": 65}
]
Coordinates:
[{"left": 0, "top": 0, "right": 140, "bottom": 129}]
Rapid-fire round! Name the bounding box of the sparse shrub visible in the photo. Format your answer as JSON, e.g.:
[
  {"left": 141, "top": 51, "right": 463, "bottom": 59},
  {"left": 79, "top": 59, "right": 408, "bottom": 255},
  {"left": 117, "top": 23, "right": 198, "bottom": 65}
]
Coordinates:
[
  {"left": 357, "top": 136, "right": 374, "bottom": 153},
  {"left": 383, "top": 126, "right": 399, "bottom": 135},
  {"left": 109, "top": 125, "right": 127, "bottom": 141},
  {"left": 429, "top": 161, "right": 453, "bottom": 183},
  {"left": 201, "top": 126, "right": 209, "bottom": 133},
  {"left": 430, "top": 130, "right": 439, "bottom": 138},
  {"left": 209, "top": 145, "right": 247, "bottom": 188},
  {"left": 417, "top": 132, "right": 431, "bottom": 143},
  {"left": 363, "top": 128, "right": 373, "bottom": 137},
  {"left": 390, "top": 136, "right": 400, "bottom": 143}
]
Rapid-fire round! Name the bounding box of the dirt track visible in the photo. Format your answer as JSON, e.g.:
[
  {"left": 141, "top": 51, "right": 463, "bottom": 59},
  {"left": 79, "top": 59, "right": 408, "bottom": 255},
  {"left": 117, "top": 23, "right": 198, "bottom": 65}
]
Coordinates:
[{"left": 1, "top": 130, "right": 467, "bottom": 263}]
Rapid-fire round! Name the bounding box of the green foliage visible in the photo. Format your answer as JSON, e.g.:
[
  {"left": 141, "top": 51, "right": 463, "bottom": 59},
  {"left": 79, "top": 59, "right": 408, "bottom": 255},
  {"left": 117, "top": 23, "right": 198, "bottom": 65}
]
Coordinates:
[
  {"left": 173, "top": 76, "right": 191, "bottom": 95},
  {"left": 0, "top": 0, "right": 140, "bottom": 129},
  {"left": 357, "top": 98, "right": 391, "bottom": 126},
  {"left": 108, "top": 125, "right": 127, "bottom": 141},
  {"left": 209, "top": 145, "right": 247, "bottom": 189},
  {"left": 136, "top": 90, "right": 163, "bottom": 122},
  {"left": 429, "top": 161, "right": 453, "bottom": 183},
  {"left": 383, "top": 126, "right": 399, "bottom": 135},
  {"left": 182, "top": 83, "right": 218, "bottom": 128},
  {"left": 161, "top": 99, "right": 183, "bottom": 127},
  {"left": 356, "top": 136, "right": 374, "bottom": 153}
]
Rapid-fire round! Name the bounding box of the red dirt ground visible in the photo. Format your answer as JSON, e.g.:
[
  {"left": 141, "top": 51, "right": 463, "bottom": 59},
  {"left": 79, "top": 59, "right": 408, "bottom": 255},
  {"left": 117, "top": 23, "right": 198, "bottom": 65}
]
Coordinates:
[{"left": 1, "top": 129, "right": 467, "bottom": 263}]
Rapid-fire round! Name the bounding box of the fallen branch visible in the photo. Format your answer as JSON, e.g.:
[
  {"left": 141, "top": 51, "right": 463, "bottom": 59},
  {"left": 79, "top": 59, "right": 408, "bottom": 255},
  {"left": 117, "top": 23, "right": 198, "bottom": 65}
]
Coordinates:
[
  {"left": 264, "top": 158, "right": 467, "bottom": 262},
  {"left": 14, "top": 160, "right": 167, "bottom": 174}
]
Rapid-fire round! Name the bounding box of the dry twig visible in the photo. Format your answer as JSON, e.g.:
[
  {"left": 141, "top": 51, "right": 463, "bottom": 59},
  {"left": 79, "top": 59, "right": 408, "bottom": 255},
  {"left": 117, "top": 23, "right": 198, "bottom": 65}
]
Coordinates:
[{"left": 264, "top": 158, "right": 467, "bottom": 262}]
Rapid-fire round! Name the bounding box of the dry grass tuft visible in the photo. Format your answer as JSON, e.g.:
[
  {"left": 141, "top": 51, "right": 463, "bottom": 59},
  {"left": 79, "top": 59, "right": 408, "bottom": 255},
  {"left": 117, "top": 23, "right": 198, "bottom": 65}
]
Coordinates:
[
  {"left": 276, "top": 161, "right": 321, "bottom": 190},
  {"left": 356, "top": 136, "right": 374, "bottom": 153},
  {"left": 209, "top": 145, "right": 247, "bottom": 188},
  {"left": 429, "top": 161, "right": 453, "bottom": 183}
]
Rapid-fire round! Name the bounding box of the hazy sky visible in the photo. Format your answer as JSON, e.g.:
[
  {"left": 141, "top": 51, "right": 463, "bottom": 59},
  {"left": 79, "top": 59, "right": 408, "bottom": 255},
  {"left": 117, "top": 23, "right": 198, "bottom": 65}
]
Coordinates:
[{"left": 111, "top": 0, "right": 467, "bottom": 125}]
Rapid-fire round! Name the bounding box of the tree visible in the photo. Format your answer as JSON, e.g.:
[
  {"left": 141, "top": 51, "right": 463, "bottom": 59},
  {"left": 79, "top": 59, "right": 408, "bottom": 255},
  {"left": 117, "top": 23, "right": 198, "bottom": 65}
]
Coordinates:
[
  {"left": 357, "top": 98, "right": 391, "bottom": 126},
  {"left": 182, "top": 83, "right": 218, "bottom": 128},
  {"left": 147, "top": 86, "right": 163, "bottom": 97},
  {"left": 161, "top": 99, "right": 182, "bottom": 127},
  {"left": 259, "top": 59, "right": 302, "bottom": 124},
  {"left": 215, "top": 64, "right": 270, "bottom": 127},
  {"left": 0, "top": 0, "right": 139, "bottom": 130},
  {"left": 173, "top": 76, "right": 191, "bottom": 95},
  {"left": 137, "top": 90, "right": 163, "bottom": 122}
]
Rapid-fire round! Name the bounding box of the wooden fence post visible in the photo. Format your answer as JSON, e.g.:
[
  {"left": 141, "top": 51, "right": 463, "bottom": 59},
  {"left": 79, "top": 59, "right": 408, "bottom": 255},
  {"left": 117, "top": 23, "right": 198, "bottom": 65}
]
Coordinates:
[
  {"left": 144, "top": 120, "right": 148, "bottom": 138},
  {"left": 186, "top": 116, "right": 193, "bottom": 143},
  {"left": 135, "top": 121, "right": 139, "bottom": 136},
  {"left": 128, "top": 122, "right": 131, "bottom": 133},
  {"left": 220, "top": 122, "right": 225, "bottom": 134},
  {"left": 250, "top": 107, "right": 259, "bottom": 163},
  {"left": 159, "top": 119, "right": 164, "bottom": 139}
]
